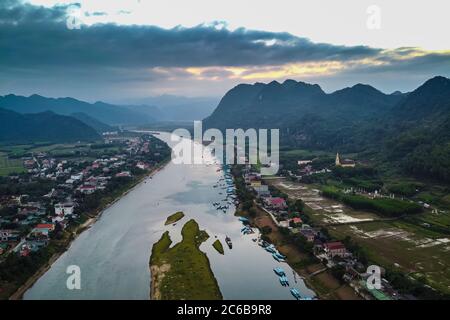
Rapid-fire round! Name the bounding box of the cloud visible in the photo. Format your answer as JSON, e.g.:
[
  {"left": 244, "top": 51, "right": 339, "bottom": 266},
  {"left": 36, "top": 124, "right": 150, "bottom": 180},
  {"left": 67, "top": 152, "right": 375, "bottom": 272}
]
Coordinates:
[
  {"left": 0, "top": 0, "right": 449, "bottom": 99},
  {"left": 0, "top": 0, "right": 381, "bottom": 70}
]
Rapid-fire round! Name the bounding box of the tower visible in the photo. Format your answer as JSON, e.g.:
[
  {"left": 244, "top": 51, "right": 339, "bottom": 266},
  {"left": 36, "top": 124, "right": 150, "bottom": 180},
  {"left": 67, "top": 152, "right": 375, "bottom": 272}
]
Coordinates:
[{"left": 335, "top": 153, "right": 341, "bottom": 166}]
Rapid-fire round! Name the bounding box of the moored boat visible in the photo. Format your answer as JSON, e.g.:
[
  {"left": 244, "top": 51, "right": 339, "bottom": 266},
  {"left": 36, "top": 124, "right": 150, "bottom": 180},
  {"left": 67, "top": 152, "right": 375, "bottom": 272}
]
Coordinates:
[
  {"left": 225, "top": 236, "right": 232, "bottom": 249},
  {"left": 290, "top": 288, "right": 302, "bottom": 300}
]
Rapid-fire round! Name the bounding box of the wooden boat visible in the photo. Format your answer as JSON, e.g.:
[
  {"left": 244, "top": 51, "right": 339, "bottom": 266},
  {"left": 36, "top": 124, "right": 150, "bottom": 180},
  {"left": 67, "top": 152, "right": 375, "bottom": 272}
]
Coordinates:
[
  {"left": 279, "top": 276, "right": 289, "bottom": 286},
  {"left": 225, "top": 236, "right": 232, "bottom": 249},
  {"left": 273, "top": 267, "right": 286, "bottom": 276},
  {"left": 290, "top": 288, "right": 302, "bottom": 300}
]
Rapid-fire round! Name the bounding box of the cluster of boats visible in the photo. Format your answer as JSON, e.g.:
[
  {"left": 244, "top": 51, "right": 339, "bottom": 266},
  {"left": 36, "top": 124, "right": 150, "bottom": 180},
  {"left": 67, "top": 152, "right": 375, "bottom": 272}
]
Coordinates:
[
  {"left": 273, "top": 267, "right": 303, "bottom": 299},
  {"left": 274, "top": 268, "right": 290, "bottom": 286},
  {"left": 258, "top": 241, "right": 286, "bottom": 262},
  {"left": 212, "top": 165, "right": 238, "bottom": 213},
  {"left": 239, "top": 217, "right": 255, "bottom": 235}
]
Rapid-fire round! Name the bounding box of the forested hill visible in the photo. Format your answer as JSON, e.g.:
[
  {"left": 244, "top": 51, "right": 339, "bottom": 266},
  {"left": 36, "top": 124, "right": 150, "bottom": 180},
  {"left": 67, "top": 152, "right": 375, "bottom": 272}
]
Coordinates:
[
  {"left": 204, "top": 76, "right": 450, "bottom": 182},
  {"left": 0, "top": 108, "right": 100, "bottom": 143}
]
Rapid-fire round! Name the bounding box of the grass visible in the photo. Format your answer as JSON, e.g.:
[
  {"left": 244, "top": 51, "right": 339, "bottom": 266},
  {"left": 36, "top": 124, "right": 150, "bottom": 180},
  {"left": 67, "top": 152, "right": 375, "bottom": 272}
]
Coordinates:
[
  {"left": 212, "top": 239, "right": 224, "bottom": 255},
  {"left": 164, "top": 211, "right": 185, "bottom": 225},
  {"left": 328, "top": 221, "right": 450, "bottom": 295},
  {"left": 0, "top": 153, "right": 25, "bottom": 176},
  {"left": 150, "top": 219, "right": 222, "bottom": 300}
]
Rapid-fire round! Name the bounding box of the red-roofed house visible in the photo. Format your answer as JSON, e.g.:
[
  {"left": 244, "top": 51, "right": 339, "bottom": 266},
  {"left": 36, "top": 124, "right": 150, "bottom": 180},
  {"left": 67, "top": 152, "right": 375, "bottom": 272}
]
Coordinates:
[
  {"left": 292, "top": 217, "right": 303, "bottom": 224},
  {"left": 324, "top": 241, "right": 347, "bottom": 258},
  {"left": 264, "top": 197, "right": 287, "bottom": 210},
  {"left": 36, "top": 224, "right": 55, "bottom": 231},
  {"left": 78, "top": 185, "right": 96, "bottom": 194}
]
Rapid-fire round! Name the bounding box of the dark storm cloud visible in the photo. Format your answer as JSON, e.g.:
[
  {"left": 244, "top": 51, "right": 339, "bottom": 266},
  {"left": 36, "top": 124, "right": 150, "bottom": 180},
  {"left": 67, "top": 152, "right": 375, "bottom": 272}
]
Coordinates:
[
  {"left": 0, "top": 0, "right": 381, "bottom": 70},
  {"left": 1, "top": 0, "right": 449, "bottom": 100}
]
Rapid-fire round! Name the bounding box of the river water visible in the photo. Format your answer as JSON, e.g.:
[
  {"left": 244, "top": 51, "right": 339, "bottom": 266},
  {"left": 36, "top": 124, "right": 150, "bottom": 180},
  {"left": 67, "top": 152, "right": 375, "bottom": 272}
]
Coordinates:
[{"left": 24, "top": 132, "right": 315, "bottom": 300}]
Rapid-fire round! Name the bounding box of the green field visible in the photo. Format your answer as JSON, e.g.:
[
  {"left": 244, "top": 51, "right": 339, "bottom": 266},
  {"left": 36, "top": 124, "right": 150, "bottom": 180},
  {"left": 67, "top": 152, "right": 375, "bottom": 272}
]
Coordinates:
[
  {"left": 328, "top": 219, "right": 450, "bottom": 295},
  {"left": 0, "top": 152, "right": 25, "bottom": 176},
  {"left": 150, "top": 219, "right": 222, "bottom": 300}
]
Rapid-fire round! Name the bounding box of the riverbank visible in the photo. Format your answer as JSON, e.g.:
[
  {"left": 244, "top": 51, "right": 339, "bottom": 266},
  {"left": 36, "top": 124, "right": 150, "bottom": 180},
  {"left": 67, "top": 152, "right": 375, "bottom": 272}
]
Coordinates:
[
  {"left": 249, "top": 204, "right": 360, "bottom": 300},
  {"left": 149, "top": 219, "right": 222, "bottom": 300},
  {"left": 231, "top": 166, "right": 360, "bottom": 300},
  {"left": 8, "top": 161, "right": 169, "bottom": 300}
]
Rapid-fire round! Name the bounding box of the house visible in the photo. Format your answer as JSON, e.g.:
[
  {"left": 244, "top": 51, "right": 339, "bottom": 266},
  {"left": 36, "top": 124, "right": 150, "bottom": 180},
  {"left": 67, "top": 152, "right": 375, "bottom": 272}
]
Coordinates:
[
  {"left": 115, "top": 171, "right": 132, "bottom": 178},
  {"left": 253, "top": 184, "right": 270, "bottom": 197},
  {"left": 279, "top": 220, "right": 289, "bottom": 228},
  {"left": 324, "top": 241, "right": 347, "bottom": 258},
  {"left": 335, "top": 153, "right": 356, "bottom": 168},
  {"left": 31, "top": 223, "right": 55, "bottom": 237},
  {"left": 264, "top": 197, "right": 287, "bottom": 210},
  {"left": 71, "top": 173, "right": 83, "bottom": 181},
  {"left": 136, "top": 162, "right": 149, "bottom": 170},
  {"left": 291, "top": 217, "right": 303, "bottom": 225},
  {"left": 298, "top": 160, "right": 313, "bottom": 166},
  {"left": 300, "top": 228, "right": 316, "bottom": 242},
  {"left": 250, "top": 181, "right": 262, "bottom": 188},
  {"left": 55, "top": 203, "right": 74, "bottom": 217},
  {"left": 78, "top": 185, "right": 96, "bottom": 194}
]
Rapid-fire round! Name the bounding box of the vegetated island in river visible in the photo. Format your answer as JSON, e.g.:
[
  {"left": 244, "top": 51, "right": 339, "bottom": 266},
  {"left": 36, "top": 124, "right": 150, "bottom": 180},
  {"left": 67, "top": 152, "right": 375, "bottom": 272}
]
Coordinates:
[
  {"left": 150, "top": 219, "right": 223, "bottom": 300},
  {"left": 212, "top": 239, "right": 224, "bottom": 255},
  {"left": 164, "top": 211, "right": 185, "bottom": 225}
]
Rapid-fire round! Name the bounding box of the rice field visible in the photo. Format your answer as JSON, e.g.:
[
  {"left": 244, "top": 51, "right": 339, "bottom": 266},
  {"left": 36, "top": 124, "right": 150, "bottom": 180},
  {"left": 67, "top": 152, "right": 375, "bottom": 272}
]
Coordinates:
[{"left": 0, "top": 152, "right": 25, "bottom": 176}]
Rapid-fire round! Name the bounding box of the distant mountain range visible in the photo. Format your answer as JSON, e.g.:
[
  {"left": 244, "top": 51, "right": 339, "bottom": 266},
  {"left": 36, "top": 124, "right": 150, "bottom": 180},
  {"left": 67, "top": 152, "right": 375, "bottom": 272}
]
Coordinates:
[
  {"left": 120, "top": 95, "right": 219, "bottom": 121},
  {"left": 0, "top": 94, "right": 154, "bottom": 126},
  {"left": 0, "top": 94, "right": 218, "bottom": 127},
  {"left": 204, "top": 76, "right": 450, "bottom": 182},
  {"left": 0, "top": 108, "right": 100, "bottom": 143},
  {"left": 0, "top": 93, "right": 218, "bottom": 144}
]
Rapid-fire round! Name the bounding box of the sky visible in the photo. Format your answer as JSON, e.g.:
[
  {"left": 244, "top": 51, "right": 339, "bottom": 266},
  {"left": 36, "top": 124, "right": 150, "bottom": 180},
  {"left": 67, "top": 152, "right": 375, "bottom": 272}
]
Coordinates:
[{"left": 1, "top": 0, "right": 450, "bottom": 102}]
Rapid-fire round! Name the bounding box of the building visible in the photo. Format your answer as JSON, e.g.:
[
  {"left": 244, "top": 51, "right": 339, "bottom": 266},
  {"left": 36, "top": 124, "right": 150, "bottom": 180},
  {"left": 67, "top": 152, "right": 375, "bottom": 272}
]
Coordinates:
[
  {"left": 115, "top": 171, "right": 132, "bottom": 178},
  {"left": 324, "top": 241, "right": 347, "bottom": 258},
  {"left": 335, "top": 153, "right": 356, "bottom": 168},
  {"left": 136, "top": 162, "right": 149, "bottom": 170},
  {"left": 300, "top": 228, "right": 316, "bottom": 242},
  {"left": 298, "top": 160, "right": 313, "bottom": 166},
  {"left": 78, "top": 185, "right": 96, "bottom": 194},
  {"left": 30, "top": 224, "right": 55, "bottom": 239},
  {"left": 253, "top": 184, "right": 270, "bottom": 197},
  {"left": 54, "top": 203, "right": 74, "bottom": 217},
  {"left": 250, "top": 181, "right": 262, "bottom": 188},
  {"left": 264, "top": 197, "right": 287, "bottom": 210}
]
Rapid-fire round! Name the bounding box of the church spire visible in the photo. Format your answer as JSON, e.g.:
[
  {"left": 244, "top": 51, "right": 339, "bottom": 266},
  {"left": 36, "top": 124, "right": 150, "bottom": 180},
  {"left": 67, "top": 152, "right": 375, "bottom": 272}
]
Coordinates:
[{"left": 335, "top": 152, "right": 341, "bottom": 166}]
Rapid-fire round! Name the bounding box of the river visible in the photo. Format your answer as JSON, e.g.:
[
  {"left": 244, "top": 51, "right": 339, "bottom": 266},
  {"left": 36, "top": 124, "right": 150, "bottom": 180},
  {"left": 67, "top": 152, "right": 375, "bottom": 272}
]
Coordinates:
[{"left": 24, "top": 132, "right": 315, "bottom": 300}]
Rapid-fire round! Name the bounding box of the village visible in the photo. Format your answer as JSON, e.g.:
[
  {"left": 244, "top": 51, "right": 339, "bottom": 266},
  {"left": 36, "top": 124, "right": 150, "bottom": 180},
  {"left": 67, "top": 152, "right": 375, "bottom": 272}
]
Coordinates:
[
  {"left": 0, "top": 133, "right": 170, "bottom": 264},
  {"left": 235, "top": 155, "right": 440, "bottom": 301}
]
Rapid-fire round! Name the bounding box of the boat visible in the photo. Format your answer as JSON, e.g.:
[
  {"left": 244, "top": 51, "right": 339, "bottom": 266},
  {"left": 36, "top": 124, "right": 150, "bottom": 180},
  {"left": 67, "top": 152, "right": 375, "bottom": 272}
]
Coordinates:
[
  {"left": 225, "top": 236, "right": 232, "bottom": 249},
  {"left": 272, "top": 253, "right": 285, "bottom": 262},
  {"left": 265, "top": 246, "right": 276, "bottom": 253},
  {"left": 274, "top": 252, "right": 286, "bottom": 260},
  {"left": 290, "top": 288, "right": 302, "bottom": 300},
  {"left": 279, "top": 276, "right": 289, "bottom": 286},
  {"left": 238, "top": 217, "right": 249, "bottom": 223},
  {"left": 273, "top": 267, "right": 286, "bottom": 276}
]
